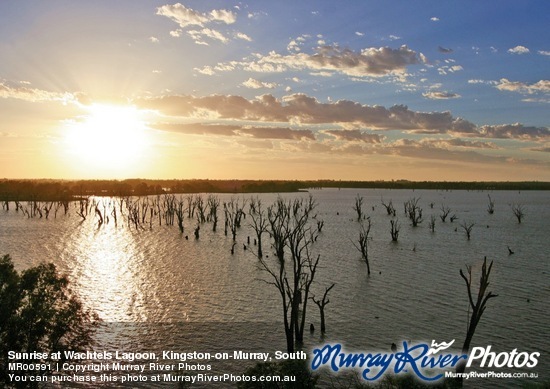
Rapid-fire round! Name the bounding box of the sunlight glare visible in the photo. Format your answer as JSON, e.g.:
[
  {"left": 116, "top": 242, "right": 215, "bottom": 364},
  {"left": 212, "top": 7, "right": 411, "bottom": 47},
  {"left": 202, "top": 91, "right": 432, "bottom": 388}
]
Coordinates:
[{"left": 65, "top": 104, "right": 149, "bottom": 172}]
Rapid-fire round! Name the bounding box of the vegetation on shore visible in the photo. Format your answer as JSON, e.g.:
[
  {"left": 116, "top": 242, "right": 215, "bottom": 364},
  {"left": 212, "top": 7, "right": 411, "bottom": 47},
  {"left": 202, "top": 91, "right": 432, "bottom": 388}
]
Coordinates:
[{"left": 1, "top": 179, "right": 549, "bottom": 202}]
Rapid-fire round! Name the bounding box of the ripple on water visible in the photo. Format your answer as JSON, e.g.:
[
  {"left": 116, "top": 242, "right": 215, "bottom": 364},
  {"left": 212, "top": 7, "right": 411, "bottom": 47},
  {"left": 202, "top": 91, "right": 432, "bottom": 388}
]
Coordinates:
[{"left": 1, "top": 189, "right": 548, "bottom": 387}]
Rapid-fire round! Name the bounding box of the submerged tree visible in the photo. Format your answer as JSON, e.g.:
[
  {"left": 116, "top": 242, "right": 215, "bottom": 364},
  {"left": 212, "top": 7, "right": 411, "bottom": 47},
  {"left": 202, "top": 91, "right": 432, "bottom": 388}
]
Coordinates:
[
  {"left": 353, "top": 194, "right": 365, "bottom": 222},
  {"left": 428, "top": 215, "right": 436, "bottom": 232},
  {"left": 248, "top": 197, "right": 269, "bottom": 258},
  {"left": 310, "top": 283, "right": 335, "bottom": 334},
  {"left": 0, "top": 254, "right": 99, "bottom": 387},
  {"left": 207, "top": 195, "right": 220, "bottom": 232},
  {"left": 460, "top": 221, "right": 475, "bottom": 240},
  {"left": 224, "top": 198, "right": 246, "bottom": 242},
  {"left": 511, "top": 203, "right": 525, "bottom": 223},
  {"left": 455, "top": 257, "right": 498, "bottom": 385},
  {"left": 390, "top": 219, "right": 400, "bottom": 242},
  {"left": 352, "top": 218, "right": 372, "bottom": 275},
  {"left": 440, "top": 205, "right": 451, "bottom": 222},
  {"left": 405, "top": 197, "right": 423, "bottom": 227},
  {"left": 487, "top": 195, "right": 495, "bottom": 215},
  {"left": 259, "top": 196, "right": 320, "bottom": 353},
  {"left": 381, "top": 197, "right": 396, "bottom": 216}
]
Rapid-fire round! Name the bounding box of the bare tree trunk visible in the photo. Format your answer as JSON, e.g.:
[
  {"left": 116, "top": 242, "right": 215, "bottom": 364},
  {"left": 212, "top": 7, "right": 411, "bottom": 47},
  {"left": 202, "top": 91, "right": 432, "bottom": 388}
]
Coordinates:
[{"left": 455, "top": 257, "right": 498, "bottom": 386}]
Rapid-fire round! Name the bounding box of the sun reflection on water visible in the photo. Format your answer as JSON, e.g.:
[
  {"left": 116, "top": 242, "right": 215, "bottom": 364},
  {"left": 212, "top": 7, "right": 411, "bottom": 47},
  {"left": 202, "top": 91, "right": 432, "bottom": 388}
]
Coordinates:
[{"left": 68, "top": 217, "right": 149, "bottom": 322}]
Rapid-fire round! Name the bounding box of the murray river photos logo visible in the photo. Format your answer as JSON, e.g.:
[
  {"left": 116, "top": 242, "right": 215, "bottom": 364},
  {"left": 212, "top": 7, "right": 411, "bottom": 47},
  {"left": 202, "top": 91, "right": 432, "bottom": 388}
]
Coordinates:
[{"left": 310, "top": 340, "right": 540, "bottom": 382}]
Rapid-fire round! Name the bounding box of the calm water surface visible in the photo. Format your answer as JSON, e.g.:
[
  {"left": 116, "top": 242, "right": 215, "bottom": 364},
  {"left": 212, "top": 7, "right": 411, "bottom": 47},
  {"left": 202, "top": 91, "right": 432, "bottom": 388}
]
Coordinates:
[{"left": 1, "top": 189, "right": 548, "bottom": 388}]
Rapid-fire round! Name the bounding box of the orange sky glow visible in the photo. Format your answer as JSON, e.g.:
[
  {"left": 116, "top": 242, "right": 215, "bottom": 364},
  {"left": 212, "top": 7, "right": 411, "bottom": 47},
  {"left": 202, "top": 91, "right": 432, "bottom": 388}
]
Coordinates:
[{"left": 1, "top": 1, "right": 548, "bottom": 181}]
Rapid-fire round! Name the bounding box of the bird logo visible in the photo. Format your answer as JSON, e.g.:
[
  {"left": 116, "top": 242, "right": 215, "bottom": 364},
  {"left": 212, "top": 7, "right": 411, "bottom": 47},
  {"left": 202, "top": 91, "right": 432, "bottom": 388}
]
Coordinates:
[{"left": 427, "top": 339, "right": 455, "bottom": 355}]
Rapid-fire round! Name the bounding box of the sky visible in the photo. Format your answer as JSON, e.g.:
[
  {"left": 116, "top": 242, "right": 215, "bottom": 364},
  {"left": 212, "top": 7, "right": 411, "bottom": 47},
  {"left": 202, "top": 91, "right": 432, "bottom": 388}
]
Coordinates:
[{"left": 0, "top": 0, "right": 549, "bottom": 181}]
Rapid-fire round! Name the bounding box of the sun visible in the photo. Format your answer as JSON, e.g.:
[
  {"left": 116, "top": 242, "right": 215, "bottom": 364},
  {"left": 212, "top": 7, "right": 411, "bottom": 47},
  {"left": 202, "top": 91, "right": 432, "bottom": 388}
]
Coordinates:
[{"left": 64, "top": 103, "right": 150, "bottom": 174}]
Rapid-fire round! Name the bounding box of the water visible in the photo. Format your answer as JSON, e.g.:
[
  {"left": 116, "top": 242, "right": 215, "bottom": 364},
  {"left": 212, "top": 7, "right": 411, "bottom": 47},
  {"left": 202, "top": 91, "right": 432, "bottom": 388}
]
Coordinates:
[{"left": 1, "top": 189, "right": 548, "bottom": 388}]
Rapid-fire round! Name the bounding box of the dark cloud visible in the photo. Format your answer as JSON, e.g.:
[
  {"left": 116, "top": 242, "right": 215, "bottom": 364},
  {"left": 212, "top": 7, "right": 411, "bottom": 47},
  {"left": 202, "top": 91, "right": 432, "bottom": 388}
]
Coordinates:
[
  {"left": 323, "top": 129, "right": 383, "bottom": 143},
  {"left": 152, "top": 122, "right": 315, "bottom": 140},
  {"left": 137, "top": 93, "right": 548, "bottom": 141}
]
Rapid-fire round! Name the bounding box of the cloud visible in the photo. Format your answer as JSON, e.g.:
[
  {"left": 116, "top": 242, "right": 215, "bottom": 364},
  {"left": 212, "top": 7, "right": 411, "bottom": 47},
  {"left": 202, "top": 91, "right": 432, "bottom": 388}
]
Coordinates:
[
  {"left": 235, "top": 32, "right": 252, "bottom": 42},
  {"left": 157, "top": 3, "right": 235, "bottom": 27},
  {"left": 507, "top": 45, "right": 530, "bottom": 54},
  {"left": 157, "top": 3, "right": 239, "bottom": 44},
  {"left": 150, "top": 36, "right": 159, "bottom": 43},
  {"left": 495, "top": 78, "right": 550, "bottom": 94},
  {"left": 157, "top": 3, "right": 210, "bottom": 27},
  {"left": 423, "top": 91, "right": 461, "bottom": 100},
  {"left": 438, "top": 64, "right": 463, "bottom": 75},
  {"left": 438, "top": 46, "right": 453, "bottom": 54},
  {"left": 135, "top": 93, "right": 472, "bottom": 132},
  {"left": 538, "top": 50, "right": 550, "bottom": 56},
  {"left": 530, "top": 146, "right": 550, "bottom": 153},
  {"left": 198, "top": 44, "right": 423, "bottom": 78},
  {"left": 468, "top": 79, "right": 498, "bottom": 85},
  {"left": 0, "top": 81, "right": 76, "bottom": 104},
  {"left": 135, "top": 93, "right": 549, "bottom": 141},
  {"left": 242, "top": 78, "right": 277, "bottom": 89},
  {"left": 430, "top": 17, "right": 440, "bottom": 22},
  {"left": 209, "top": 9, "right": 236, "bottom": 24},
  {"left": 425, "top": 138, "right": 498, "bottom": 149},
  {"left": 323, "top": 129, "right": 384, "bottom": 143},
  {"left": 152, "top": 122, "right": 315, "bottom": 140},
  {"left": 188, "top": 28, "right": 228, "bottom": 44},
  {"left": 477, "top": 123, "right": 549, "bottom": 141}
]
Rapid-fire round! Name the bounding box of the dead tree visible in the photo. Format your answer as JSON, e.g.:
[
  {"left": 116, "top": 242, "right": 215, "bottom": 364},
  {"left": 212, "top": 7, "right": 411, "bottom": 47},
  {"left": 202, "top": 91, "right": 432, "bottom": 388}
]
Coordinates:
[
  {"left": 440, "top": 205, "right": 451, "bottom": 222},
  {"left": 195, "top": 195, "right": 206, "bottom": 223},
  {"left": 248, "top": 197, "right": 269, "bottom": 258},
  {"left": 460, "top": 221, "right": 475, "bottom": 240},
  {"left": 428, "top": 215, "right": 436, "bottom": 232},
  {"left": 310, "top": 283, "right": 335, "bottom": 334},
  {"left": 175, "top": 197, "right": 185, "bottom": 233},
  {"left": 487, "top": 195, "right": 495, "bottom": 215},
  {"left": 94, "top": 204, "right": 104, "bottom": 227},
  {"left": 511, "top": 203, "right": 524, "bottom": 223},
  {"left": 381, "top": 197, "right": 395, "bottom": 216},
  {"left": 111, "top": 205, "right": 118, "bottom": 227},
  {"left": 405, "top": 197, "right": 423, "bottom": 226},
  {"left": 207, "top": 195, "right": 220, "bottom": 231},
  {"left": 163, "top": 194, "right": 176, "bottom": 226},
  {"left": 316, "top": 219, "right": 324, "bottom": 233},
  {"left": 352, "top": 219, "right": 372, "bottom": 275},
  {"left": 76, "top": 198, "right": 88, "bottom": 221},
  {"left": 186, "top": 194, "right": 196, "bottom": 219},
  {"left": 456, "top": 257, "right": 498, "bottom": 382},
  {"left": 390, "top": 219, "right": 400, "bottom": 241},
  {"left": 224, "top": 198, "right": 245, "bottom": 242},
  {"left": 43, "top": 202, "right": 53, "bottom": 219},
  {"left": 353, "top": 194, "right": 364, "bottom": 222},
  {"left": 260, "top": 195, "right": 319, "bottom": 353}
]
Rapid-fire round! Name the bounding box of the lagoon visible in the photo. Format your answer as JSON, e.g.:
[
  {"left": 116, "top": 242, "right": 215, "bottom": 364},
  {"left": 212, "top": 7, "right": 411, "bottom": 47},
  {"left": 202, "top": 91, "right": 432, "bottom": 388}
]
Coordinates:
[{"left": 1, "top": 188, "right": 548, "bottom": 387}]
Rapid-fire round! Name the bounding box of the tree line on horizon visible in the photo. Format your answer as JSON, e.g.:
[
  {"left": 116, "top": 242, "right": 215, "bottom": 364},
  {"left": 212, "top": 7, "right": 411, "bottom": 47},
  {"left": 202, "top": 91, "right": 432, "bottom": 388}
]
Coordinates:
[{"left": 0, "top": 179, "right": 549, "bottom": 202}]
